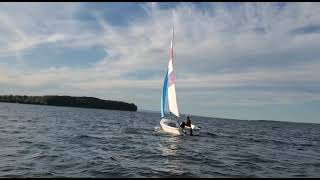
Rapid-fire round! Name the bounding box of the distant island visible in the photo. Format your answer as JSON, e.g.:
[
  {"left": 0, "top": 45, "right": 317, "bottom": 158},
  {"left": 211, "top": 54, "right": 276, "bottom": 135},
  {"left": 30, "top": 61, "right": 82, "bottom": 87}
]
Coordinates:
[{"left": 0, "top": 95, "right": 137, "bottom": 111}]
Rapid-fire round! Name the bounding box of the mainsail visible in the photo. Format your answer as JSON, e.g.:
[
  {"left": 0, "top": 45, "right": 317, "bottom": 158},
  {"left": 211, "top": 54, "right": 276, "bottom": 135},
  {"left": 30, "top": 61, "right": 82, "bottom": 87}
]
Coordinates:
[{"left": 166, "top": 28, "right": 179, "bottom": 117}]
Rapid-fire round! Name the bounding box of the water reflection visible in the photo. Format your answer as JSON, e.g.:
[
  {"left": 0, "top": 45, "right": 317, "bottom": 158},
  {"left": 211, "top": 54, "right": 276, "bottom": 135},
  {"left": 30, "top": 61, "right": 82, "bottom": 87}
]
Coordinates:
[
  {"left": 159, "top": 133, "right": 184, "bottom": 156},
  {"left": 155, "top": 135, "right": 187, "bottom": 175}
]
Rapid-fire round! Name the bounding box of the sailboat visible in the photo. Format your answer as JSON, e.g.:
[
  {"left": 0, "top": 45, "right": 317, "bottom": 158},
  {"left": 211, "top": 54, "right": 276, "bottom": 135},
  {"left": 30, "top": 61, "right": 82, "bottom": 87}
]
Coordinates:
[{"left": 159, "top": 27, "right": 201, "bottom": 136}]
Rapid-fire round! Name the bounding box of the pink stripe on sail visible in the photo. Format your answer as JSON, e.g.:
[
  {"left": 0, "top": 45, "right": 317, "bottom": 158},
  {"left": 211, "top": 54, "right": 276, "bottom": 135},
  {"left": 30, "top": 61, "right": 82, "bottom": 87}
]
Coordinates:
[
  {"left": 168, "top": 40, "right": 174, "bottom": 86},
  {"left": 168, "top": 71, "right": 174, "bottom": 86}
]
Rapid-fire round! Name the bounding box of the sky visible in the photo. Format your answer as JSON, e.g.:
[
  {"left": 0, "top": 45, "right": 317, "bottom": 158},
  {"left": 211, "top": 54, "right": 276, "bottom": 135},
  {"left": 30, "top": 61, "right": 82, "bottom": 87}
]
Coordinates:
[{"left": 0, "top": 2, "right": 320, "bottom": 124}]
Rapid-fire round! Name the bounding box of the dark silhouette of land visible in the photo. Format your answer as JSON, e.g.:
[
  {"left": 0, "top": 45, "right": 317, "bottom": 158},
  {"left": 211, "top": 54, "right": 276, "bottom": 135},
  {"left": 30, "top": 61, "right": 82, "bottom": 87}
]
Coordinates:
[{"left": 0, "top": 95, "right": 137, "bottom": 111}]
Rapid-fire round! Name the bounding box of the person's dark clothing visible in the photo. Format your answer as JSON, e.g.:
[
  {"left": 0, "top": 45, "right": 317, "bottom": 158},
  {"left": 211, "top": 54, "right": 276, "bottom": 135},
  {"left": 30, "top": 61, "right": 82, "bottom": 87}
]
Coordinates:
[
  {"left": 185, "top": 116, "right": 193, "bottom": 136},
  {"left": 186, "top": 119, "right": 191, "bottom": 127},
  {"left": 180, "top": 121, "right": 186, "bottom": 128}
]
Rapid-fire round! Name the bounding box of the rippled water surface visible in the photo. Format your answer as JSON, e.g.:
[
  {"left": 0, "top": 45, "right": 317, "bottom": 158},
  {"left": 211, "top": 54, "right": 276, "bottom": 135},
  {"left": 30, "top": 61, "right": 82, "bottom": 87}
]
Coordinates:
[{"left": 0, "top": 102, "right": 319, "bottom": 177}]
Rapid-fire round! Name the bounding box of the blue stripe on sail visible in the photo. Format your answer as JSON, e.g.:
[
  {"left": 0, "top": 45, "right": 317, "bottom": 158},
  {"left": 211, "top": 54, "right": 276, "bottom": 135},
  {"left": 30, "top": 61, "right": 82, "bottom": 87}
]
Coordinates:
[{"left": 161, "top": 68, "right": 168, "bottom": 118}]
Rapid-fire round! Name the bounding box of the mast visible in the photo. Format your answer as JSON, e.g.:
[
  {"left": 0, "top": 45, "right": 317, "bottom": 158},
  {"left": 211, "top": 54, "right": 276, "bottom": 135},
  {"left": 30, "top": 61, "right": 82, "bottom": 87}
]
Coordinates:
[
  {"left": 170, "top": 27, "right": 174, "bottom": 124},
  {"left": 172, "top": 26, "right": 174, "bottom": 60}
]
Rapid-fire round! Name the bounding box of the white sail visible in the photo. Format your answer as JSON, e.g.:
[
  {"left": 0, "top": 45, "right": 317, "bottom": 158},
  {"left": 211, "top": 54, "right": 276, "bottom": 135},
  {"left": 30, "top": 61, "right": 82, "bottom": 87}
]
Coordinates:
[
  {"left": 168, "top": 83, "right": 179, "bottom": 117},
  {"left": 167, "top": 29, "right": 179, "bottom": 117}
]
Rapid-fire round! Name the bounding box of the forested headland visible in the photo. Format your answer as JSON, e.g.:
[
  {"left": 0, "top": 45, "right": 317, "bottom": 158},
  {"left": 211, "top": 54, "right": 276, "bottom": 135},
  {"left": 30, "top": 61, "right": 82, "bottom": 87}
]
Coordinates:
[{"left": 0, "top": 95, "right": 137, "bottom": 111}]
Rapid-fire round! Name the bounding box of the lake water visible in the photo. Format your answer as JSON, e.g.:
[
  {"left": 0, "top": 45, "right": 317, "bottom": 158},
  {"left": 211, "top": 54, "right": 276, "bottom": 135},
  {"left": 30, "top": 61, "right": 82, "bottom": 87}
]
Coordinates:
[{"left": 0, "top": 102, "right": 319, "bottom": 177}]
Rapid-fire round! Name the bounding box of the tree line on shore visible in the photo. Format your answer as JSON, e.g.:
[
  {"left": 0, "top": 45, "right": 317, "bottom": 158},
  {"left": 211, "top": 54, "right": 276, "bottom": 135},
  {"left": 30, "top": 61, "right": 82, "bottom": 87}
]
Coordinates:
[{"left": 0, "top": 95, "right": 137, "bottom": 111}]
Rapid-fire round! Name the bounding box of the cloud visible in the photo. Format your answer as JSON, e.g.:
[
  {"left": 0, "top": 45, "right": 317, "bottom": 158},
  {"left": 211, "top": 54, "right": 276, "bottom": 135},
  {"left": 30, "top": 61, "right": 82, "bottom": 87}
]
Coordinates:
[
  {"left": 0, "top": 2, "right": 104, "bottom": 59},
  {"left": 0, "top": 2, "right": 320, "bottom": 122}
]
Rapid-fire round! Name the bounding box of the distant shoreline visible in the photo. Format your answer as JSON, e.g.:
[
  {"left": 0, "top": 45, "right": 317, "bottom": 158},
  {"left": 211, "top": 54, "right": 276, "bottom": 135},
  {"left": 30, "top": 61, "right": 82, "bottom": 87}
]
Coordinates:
[
  {"left": 138, "top": 109, "right": 320, "bottom": 125},
  {"left": 0, "top": 95, "right": 137, "bottom": 112}
]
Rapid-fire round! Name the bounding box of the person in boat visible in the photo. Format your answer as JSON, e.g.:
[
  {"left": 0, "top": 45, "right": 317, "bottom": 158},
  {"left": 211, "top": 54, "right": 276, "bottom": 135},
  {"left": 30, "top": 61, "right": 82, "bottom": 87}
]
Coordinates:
[
  {"left": 185, "top": 115, "right": 193, "bottom": 136},
  {"left": 180, "top": 121, "right": 186, "bottom": 134},
  {"left": 186, "top": 116, "right": 192, "bottom": 127}
]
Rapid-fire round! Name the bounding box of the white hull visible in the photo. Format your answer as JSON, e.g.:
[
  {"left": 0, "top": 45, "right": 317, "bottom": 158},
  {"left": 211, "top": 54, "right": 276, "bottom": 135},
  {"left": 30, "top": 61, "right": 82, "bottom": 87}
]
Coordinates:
[{"left": 160, "top": 118, "right": 200, "bottom": 136}]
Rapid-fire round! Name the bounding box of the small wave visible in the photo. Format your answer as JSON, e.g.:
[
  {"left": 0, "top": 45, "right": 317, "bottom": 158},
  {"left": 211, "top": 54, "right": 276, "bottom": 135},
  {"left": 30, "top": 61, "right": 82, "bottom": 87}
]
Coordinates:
[
  {"left": 296, "top": 143, "right": 313, "bottom": 147},
  {"left": 122, "top": 127, "right": 142, "bottom": 135},
  {"left": 110, "top": 156, "right": 118, "bottom": 161},
  {"left": 34, "top": 154, "right": 49, "bottom": 160},
  {"left": 164, "top": 172, "right": 196, "bottom": 178},
  {"left": 154, "top": 126, "right": 161, "bottom": 132},
  {"left": 72, "top": 134, "right": 105, "bottom": 141},
  {"left": 29, "top": 143, "right": 50, "bottom": 150},
  {"left": 77, "top": 134, "right": 92, "bottom": 139},
  {"left": 0, "top": 115, "right": 8, "bottom": 119},
  {"left": 9, "top": 130, "right": 22, "bottom": 134},
  {"left": 18, "top": 140, "right": 33, "bottom": 144},
  {"left": 204, "top": 132, "right": 218, "bottom": 137}
]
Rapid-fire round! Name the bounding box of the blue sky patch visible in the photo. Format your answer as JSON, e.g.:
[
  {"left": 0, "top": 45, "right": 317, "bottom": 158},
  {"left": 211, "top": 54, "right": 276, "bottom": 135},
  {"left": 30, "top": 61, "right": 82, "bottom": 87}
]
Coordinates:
[
  {"left": 22, "top": 44, "right": 106, "bottom": 69},
  {"left": 290, "top": 24, "right": 320, "bottom": 35}
]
